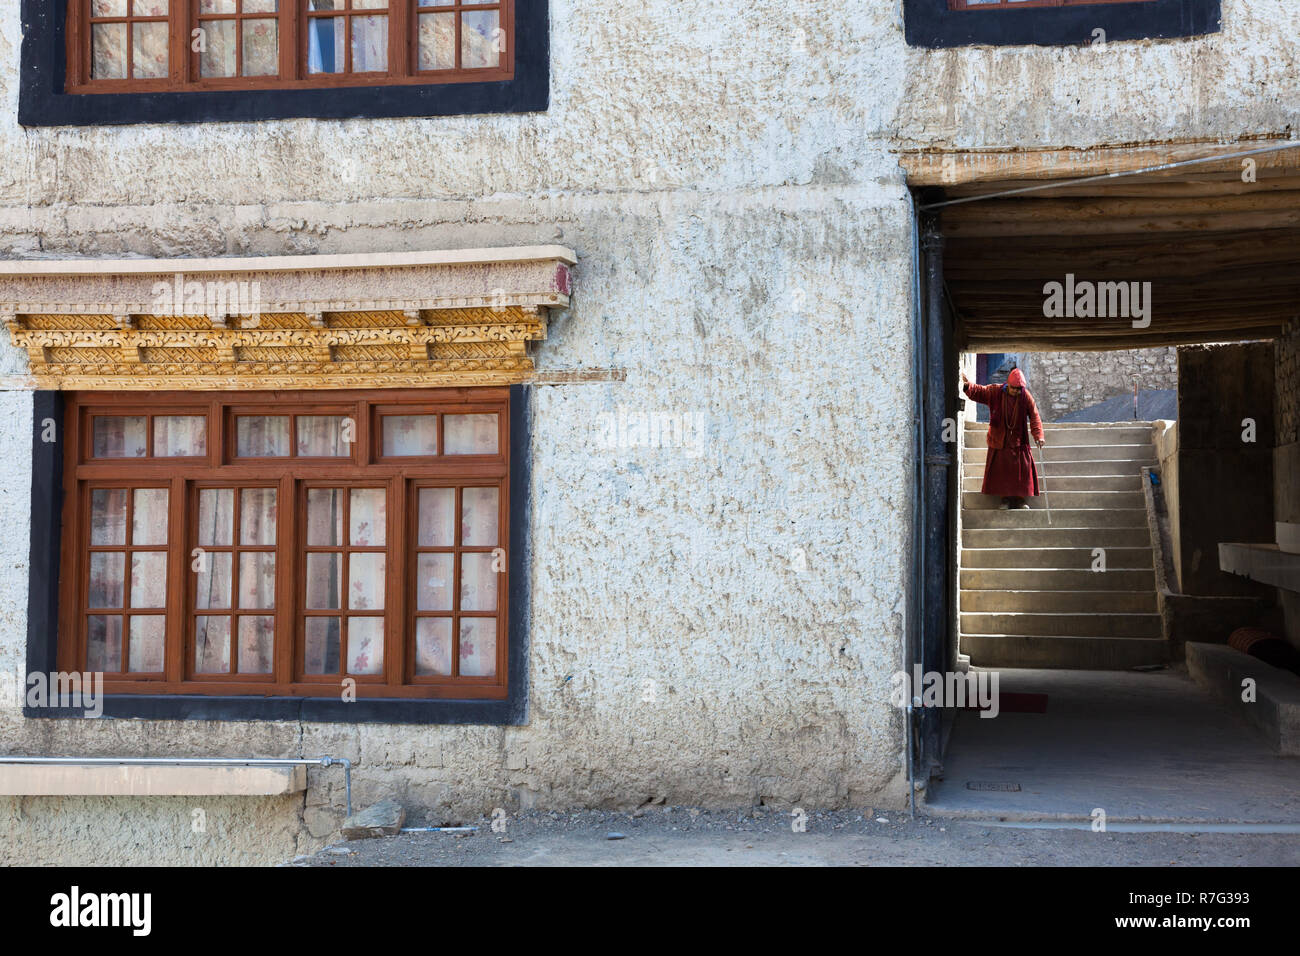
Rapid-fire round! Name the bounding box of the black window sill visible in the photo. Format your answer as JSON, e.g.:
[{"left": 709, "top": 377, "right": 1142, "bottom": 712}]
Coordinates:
[
  {"left": 23, "top": 694, "right": 526, "bottom": 724},
  {"left": 904, "top": 0, "right": 1221, "bottom": 48},
  {"left": 20, "top": 0, "right": 549, "bottom": 126}
]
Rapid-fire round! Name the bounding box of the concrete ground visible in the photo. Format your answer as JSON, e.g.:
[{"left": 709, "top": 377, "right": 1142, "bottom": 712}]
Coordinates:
[{"left": 927, "top": 666, "right": 1300, "bottom": 823}]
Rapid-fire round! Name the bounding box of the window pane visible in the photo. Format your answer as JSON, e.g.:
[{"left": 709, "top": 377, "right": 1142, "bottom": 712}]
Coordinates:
[
  {"left": 238, "top": 553, "right": 276, "bottom": 609},
  {"left": 305, "top": 553, "right": 342, "bottom": 609},
  {"left": 306, "top": 15, "right": 345, "bottom": 73},
  {"left": 382, "top": 415, "right": 437, "bottom": 456},
  {"left": 347, "top": 618, "right": 383, "bottom": 675},
  {"left": 195, "top": 616, "right": 232, "bottom": 673},
  {"left": 459, "top": 618, "right": 496, "bottom": 677},
  {"left": 461, "top": 487, "right": 499, "bottom": 546},
  {"left": 307, "top": 0, "right": 341, "bottom": 8},
  {"left": 415, "top": 618, "right": 452, "bottom": 676},
  {"left": 92, "top": 416, "right": 146, "bottom": 457},
  {"left": 240, "top": 488, "right": 277, "bottom": 545},
  {"left": 130, "top": 552, "right": 168, "bottom": 608},
  {"left": 296, "top": 416, "right": 350, "bottom": 457},
  {"left": 242, "top": 19, "right": 279, "bottom": 76},
  {"left": 417, "top": 487, "right": 454, "bottom": 546},
  {"left": 93, "top": 0, "right": 128, "bottom": 14},
  {"left": 87, "top": 616, "right": 123, "bottom": 672},
  {"left": 416, "top": 553, "right": 453, "bottom": 611},
  {"left": 90, "top": 488, "right": 127, "bottom": 546},
  {"left": 89, "top": 552, "right": 125, "bottom": 608},
  {"left": 244, "top": 0, "right": 278, "bottom": 12},
  {"left": 304, "top": 617, "right": 340, "bottom": 674},
  {"left": 461, "top": 10, "right": 500, "bottom": 69},
  {"left": 132, "top": 488, "right": 169, "bottom": 546},
  {"left": 92, "top": 23, "right": 128, "bottom": 80},
  {"left": 128, "top": 616, "right": 165, "bottom": 672},
  {"left": 460, "top": 551, "right": 498, "bottom": 611},
  {"left": 444, "top": 413, "right": 498, "bottom": 454},
  {"left": 238, "top": 616, "right": 275, "bottom": 674},
  {"left": 153, "top": 416, "right": 207, "bottom": 456},
  {"left": 200, "top": 18, "right": 237, "bottom": 77},
  {"left": 354, "top": 0, "right": 387, "bottom": 8},
  {"left": 132, "top": 22, "right": 169, "bottom": 78},
  {"left": 348, "top": 553, "right": 385, "bottom": 610},
  {"left": 199, "top": 0, "right": 235, "bottom": 11},
  {"left": 417, "top": 12, "right": 454, "bottom": 70},
  {"left": 351, "top": 15, "right": 388, "bottom": 72},
  {"left": 195, "top": 551, "right": 233, "bottom": 609},
  {"left": 235, "top": 416, "right": 289, "bottom": 456},
  {"left": 306, "top": 488, "right": 344, "bottom": 546},
  {"left": 198, "top": 488, "right": 235, "bottom": 546},
  {"left": 132, "top": 0, "right": 168, "bottom": 12},
  {"left": 350, "top": 488, "right": 386, "bottom": 546}
]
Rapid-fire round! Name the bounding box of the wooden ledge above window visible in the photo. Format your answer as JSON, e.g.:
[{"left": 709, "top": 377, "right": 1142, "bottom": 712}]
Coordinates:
[{"left": 1, "top": 246, "right": 574, "bottom": 390}]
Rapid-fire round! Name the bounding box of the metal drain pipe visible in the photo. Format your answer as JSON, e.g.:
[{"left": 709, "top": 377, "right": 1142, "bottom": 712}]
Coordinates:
[{"left": 0, "top": 756, "right": 353, "bottom": 816}]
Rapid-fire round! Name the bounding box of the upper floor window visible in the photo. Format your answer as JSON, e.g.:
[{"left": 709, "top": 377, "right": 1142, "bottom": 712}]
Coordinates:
[{"left": 70, "top": 0, "right": 513, "bottom": 92}]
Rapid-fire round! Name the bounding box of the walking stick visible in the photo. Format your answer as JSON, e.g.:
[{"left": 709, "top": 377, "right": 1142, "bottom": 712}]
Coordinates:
[{"left": 1034, "top": 441, "right": 1052, "bottom": 526}]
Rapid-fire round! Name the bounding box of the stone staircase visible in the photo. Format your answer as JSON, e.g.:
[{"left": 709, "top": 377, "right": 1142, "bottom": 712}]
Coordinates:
[{"left": 959, "top": 421, "right": 1166, "bottom": 669}]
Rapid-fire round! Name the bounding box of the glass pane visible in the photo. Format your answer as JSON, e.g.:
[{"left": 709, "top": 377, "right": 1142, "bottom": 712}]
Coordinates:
[
  {"left": 153, "top": 416, "right": 207, "bottom": 456},
  {"left": 304, "top": 617, "right": 340, "bottom": 674},
  {"left": 133, "top": 0, "right": 169, "bottom": 14},
  {"left": 244, "top": 0, "right": 278, "bottom": 12},
  {"left": 128, "top": 616, "right": 165, "bottom": 672},
  {"left": 296, "top": 416, "right": 350, "bottom": 457},
  {"left": 199, "top": 0, "right": 235, "bottom": 11},
  {"left": 90, "top": 488, "right": 127, "bottom": 546},
  {"left": 195, "top": 616, "right": 232, "bottom": 673},
  {"left": 382, "top": 415, "right": 437, "bottom": 456},
  {"left": 92, "top": 416, "right": 146, "bottom": 457},
  {"left": 132, "top": 488, "right": 169, "bottom": 546},
  {"left": 198, "top": 488, "right": 235, "bottom": 547},
  {"left": 415, "top": 618, "right": 452, "bottom": 676},
  {"left": 87, "top": 616, "right": 123, "bottom": 672},
  {"left": 444, "top": 413, "right": 498, "bottom": 454},
  {"left": 88, "top": 552, "right": 125, "bottom": 608},
  {"left": 132, "top": 22, "right": 169, "bottom": 78},
  {"left": 235, "top": 416, "right": 289, "bottom": 456},
  {"left": 417, "top": 12, "right": 455, "bottom": 71},
  {"left": 348, "top": 553, "right": 385, "bottom": 610},
  {"left": 354, "top": 0, "right": 387, "bottom": 8},
  {"left": 416, "top": 553, "right": 453, "bottom": 611},
  {"left": 306, "top": 15, "right": 345, "bottom": 73},
  {"left": 92, "top": 23, "right": 128, "bottom": 80},
  {"left": 350, "top": 488, "right": 386, "bottom": 546},
  {"left": 306, "top": 489, "right": 344, "bottom": 546},
  {"left": 351, "top": 15, "right": 388, "bottom": 72},
  {"left": 460, "top": 551, "right": 498, "bottom": 611},
  {"left": 461, "top": 10, "right": 500, "bottom": 69},
  {"left": 417, "top": 487, "right": 454, "bottom": 547},
  {"left": 240, "top": 488, "right": 277, "bottom": 545},
  {"left": 130, "top": 552, "right": 167, "bottom": 608},
  {"left": 461, "top": 487, "right": 499, "bottom": 546},
  {"left": 242, "top": 19, "right": 279, "bottom": 76},
  {"left": 347, "top": 617, "right": 383, "bottom": 675},
  {"left": 238, "top": 553, "right": 276, "bottom": 609},
  {"left": 238, "top": 616, "right": 274, "bottom": 674},
  {"left": 305, "top": 553, "right": 342, "bottom": 609},
  {"left": 307, "top": 0, "right": 340, "bottom": 8},
  {"left": 93, "top": 0, "right": 128, "bottom": 14},
  {"left": 200, "top": 18, "right": 237, "bottom": 77},
  {"left": 459, "top": 618, "right": 497, "bottom": 677},
  {"left": 195, "top": 551, "right": 232, "bottom": 609}
]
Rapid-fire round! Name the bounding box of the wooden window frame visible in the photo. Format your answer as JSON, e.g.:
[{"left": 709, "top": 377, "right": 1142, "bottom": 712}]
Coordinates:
[
  {"left": 65, "top": 0, "right": 514, "bottom": 93},
  {"left": 57, "top": 388, "right": 511, "bottom": 702}
]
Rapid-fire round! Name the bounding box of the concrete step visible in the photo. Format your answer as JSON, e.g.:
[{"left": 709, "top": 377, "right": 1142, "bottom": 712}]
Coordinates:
[
  {"left": 962, "top": 474, "right": 1142, "bottom": 492},
  {"left": 960, "top": 634, "right": 1168, "bottom": 670},
  {"left": 960, "top": 567, "right": 1156, "bottom": 591},
  {"left": 961, "top": 546, "right": 1153, "bottom": 569},
  {"left": 963, "top": 459, "right": 1151, "bottom": 478},
  {"left": 959, "top": 588, "right": 1158, "bottom": 613},
  {"left": 965, "top": 425, "right": 1153, "bottom": 446},
  {"left": 962, "top": 490, "right": 1145, "bottom": 511},
  {"left": 961, "top": 526, "right": 1152, "bottom": 549},
  {"left": 965, "top": 444, "right": 1155, "bottom": 464},
  {"left": 962, "top": 508, "right": 1149, "bottom": 530},
  {"left": 960, "top": 610, "right": 1162, "bottom": 638}
]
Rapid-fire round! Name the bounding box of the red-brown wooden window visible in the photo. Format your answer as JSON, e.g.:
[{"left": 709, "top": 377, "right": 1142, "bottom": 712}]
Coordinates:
[
  {"left": 948, "top": 0, "right": 1155, "bottom": 8},
  {"left": 67, "top": 0, "right": 513, "bottom": 92},
  {"left": 59, "top": 389, "right": 510, "bottom": 699}
]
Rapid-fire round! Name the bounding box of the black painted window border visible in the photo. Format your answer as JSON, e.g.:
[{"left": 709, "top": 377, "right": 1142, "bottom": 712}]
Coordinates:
[
  {"left": 904, "top": 0, "right": 1221, "bottom": 48},
  {"left": 24, "top": 386, "right": 532, "bottom": 724},
  {"left": 19, "top": 0, "right": 549, "bottom": 126}
]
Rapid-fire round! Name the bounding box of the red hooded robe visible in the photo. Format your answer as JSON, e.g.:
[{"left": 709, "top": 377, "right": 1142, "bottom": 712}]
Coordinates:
[{"left": 962, "top": 368, "right": 1044, "bottom": 498}]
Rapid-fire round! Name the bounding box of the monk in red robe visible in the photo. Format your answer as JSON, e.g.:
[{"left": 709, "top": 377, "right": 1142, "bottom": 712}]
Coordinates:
[{"left": 961, "top": 368, "right": 1045, "bottom": 510}]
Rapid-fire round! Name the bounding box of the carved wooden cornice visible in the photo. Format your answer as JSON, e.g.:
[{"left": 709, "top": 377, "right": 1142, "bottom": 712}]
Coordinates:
[{"left": 0, "top": 247, "right": 574, "bottom": 390}]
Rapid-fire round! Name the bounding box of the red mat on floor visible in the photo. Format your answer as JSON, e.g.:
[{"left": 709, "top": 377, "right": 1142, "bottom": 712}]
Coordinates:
[{"left": 961, "top": 692, "right": 1048, "bottom": 714}]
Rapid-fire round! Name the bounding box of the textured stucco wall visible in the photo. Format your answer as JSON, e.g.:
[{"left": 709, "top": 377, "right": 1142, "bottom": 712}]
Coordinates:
[{"left": 0, "top": 0, "right": 1298, "bottom": 863}]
